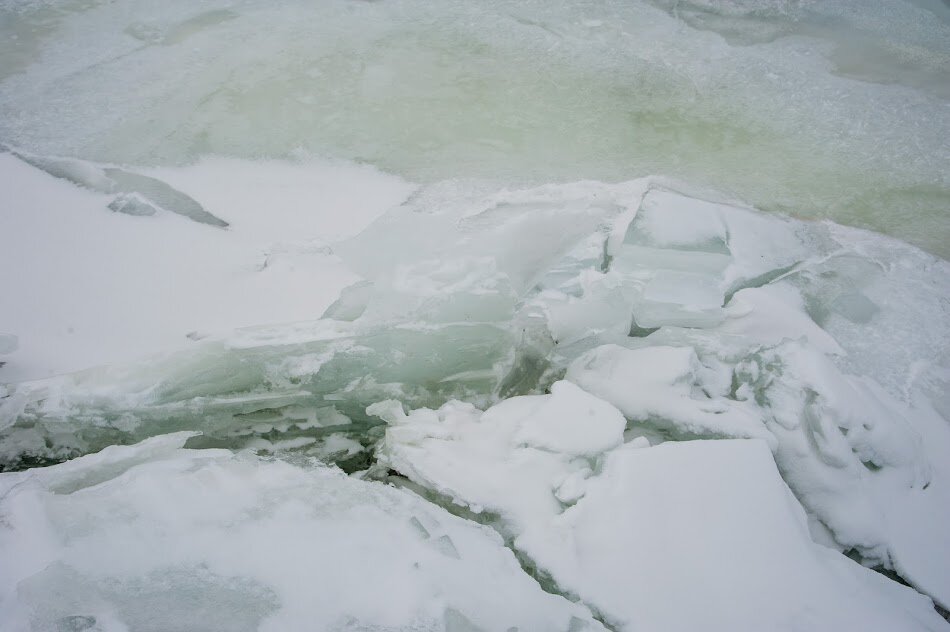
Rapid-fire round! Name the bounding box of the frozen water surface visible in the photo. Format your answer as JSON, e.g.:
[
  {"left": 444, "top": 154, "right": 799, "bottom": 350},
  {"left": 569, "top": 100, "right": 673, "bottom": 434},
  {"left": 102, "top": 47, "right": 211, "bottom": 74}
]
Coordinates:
[
  {"left": 1, "top": 0, "right": 949, "bottom": 630},
  {"left": 0, "top": 0, "right": 949, "bottom": 254}
]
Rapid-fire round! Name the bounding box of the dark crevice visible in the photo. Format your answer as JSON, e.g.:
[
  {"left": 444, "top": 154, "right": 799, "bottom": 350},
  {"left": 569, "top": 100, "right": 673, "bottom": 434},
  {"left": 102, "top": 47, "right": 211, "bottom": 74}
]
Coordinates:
[
  {"left": 628, "top": 316, "right": 659, "bottom": 338},
  {"left": 599, "top": 234, "right": 612, "bottom": 273},
  {"left": 378, "top": 471, "right": 619, "bottom": 631}
]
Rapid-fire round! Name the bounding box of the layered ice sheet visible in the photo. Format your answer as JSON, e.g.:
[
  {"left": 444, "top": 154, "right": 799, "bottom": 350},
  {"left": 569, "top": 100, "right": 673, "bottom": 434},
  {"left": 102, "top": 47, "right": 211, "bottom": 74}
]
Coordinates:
[{"left": 2, "top": 173, "right": 950, "bottom": 627}]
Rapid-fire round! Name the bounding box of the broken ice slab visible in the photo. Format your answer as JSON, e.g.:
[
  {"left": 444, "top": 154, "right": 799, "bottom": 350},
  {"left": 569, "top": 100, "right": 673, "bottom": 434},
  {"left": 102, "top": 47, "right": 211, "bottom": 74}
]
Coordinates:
[
  {"left": 107, "top": 192, "right": 158, "bottom": 216},
  {"left": 624, "top": 188, "right": 730, "bottom": 252},
  {"left": 1, "top": 146, "right": 228, "bottom": 227},
  {"left": 0, "top": 434, "right": 605, "bottom": 631},
  {"left": 103, "top": 167, "right": 229, "bottom": 227},
  {"left": 607, "top": 187, "right": 812, "bottom": 330},
  {"left": 357, "top": 257, "right": 521, "bottom": 325},
  {"left": 381, "top": 394, "right": 948, "bottom": 632},
  {"left": 0, "top": 319, "right": 524, "bottom": 470},
  {"left": 374, "top": 380, "right": 626, "bottom": 534},
  {"left": 785, "top": 252, "right": 885, "bottom": 327},
  {"left": 320, "top": 280, "right": 374, "bottom": 321},
  {"left": 612, "top": 191, "right": 733, "bottom": 329},
  {"left": 333, "top": 185, "right": 628, "bottom": 295},
  {"left": 565, "top": 343, "right": 773, "bottom": 444},
  {"left": 539, "top": 440, "right": 948, "bottom": 631}
]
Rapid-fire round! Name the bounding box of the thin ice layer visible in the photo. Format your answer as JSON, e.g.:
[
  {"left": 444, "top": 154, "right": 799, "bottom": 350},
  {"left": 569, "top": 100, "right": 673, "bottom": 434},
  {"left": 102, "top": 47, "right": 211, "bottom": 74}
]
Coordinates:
[{"left": 0, "top": 433, "right": 604, "bottom": 632}]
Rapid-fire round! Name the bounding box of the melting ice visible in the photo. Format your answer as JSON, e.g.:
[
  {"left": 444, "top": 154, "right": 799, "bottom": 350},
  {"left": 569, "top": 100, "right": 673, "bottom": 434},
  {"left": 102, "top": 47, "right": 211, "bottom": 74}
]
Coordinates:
[{"left": 1, "top": 0, "right": 950, "bottom": 630}]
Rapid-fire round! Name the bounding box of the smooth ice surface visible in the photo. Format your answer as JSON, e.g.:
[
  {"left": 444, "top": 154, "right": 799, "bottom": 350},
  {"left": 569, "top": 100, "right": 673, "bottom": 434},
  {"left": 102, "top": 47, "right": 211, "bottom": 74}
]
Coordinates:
[{"left": 0, "top": 433, "right": 605, "bottom": 632}]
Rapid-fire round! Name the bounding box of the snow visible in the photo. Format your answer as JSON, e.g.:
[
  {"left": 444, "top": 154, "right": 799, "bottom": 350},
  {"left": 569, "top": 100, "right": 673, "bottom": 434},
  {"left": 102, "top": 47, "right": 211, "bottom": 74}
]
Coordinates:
[
  {"left": 372, "top": 379, "right": 626, "bottom": 532},
  {"left": 1, "top": 0, "right": 949, "bottom": 627},
  {"left": 0, "top": 152, "right": 413, "bottom": 382},
  {"left": 0, "top": 433, "right": 604, "bottom": 632},
  {"left": 2, "top": 174, "right": 950, "bottom": 627},
  {"left": 544, "top": 440, "right": 947, "bottom": 631},
  {"left": 565, "top": 344, "right": 774, "bottom": 444},
  {"left": 380, "top": 398, "right": 947, "bottom": 630}
]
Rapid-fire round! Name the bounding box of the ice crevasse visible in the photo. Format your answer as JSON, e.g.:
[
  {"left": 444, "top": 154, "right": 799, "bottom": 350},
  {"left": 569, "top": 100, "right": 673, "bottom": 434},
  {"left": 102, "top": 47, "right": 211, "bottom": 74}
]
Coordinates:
[{"left": 1, "top": 168, "right": 950, "bottom": 630}]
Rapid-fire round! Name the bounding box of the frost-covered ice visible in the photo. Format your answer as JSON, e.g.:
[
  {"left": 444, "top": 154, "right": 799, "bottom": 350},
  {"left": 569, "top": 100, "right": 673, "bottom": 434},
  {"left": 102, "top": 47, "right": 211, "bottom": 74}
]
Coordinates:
[
  {"left": 0, "top": 151, "right": 413, "bottom": 382},
  {"left": 0, "top": 433, "right": 604, "bottom": 632},
  {"left": 380, "top": 401, "right": 946, "bottom": 630},
  {"left": 4, "top": 178, "right": 948, "bottom": 629},
  {"left": 2, "top": 0, "right": 950, "bottom": 629}
]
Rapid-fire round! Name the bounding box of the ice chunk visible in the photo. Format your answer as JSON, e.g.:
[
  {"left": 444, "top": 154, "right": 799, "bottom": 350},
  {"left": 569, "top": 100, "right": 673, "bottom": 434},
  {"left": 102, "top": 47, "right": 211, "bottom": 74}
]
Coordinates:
[
  {"left": 732, "top": 341, "right": 948, "bottom": 592},
  {"left": 606, "top": 188, "right": 813, "bottom": 329},
  {"left": 320, "top": 280, "right": 373, "bottom": 321},
  {"left": 566, "top": 344, "right": 773, "bottom": 444},
  {"left": 528, "top": 440, "right": 948, "bottom": 631},
  {"left": 107, "top": 192, "right": 158, "bottom": 216},
  {"left": 381, "top": 398, "right": 946, "bottom": 631},
  {"left": 625, "top": 189, "right": 729, "bottom": 252},
  {"left": 103, "top": 167, "right": 228, "bottom": 228},
  {"left": 720, "top": 283, "right": 845, "bottom": 355},
  {"left": 3, "top": 147, "right": 228, "bottom": 227},
  {"left": 376, "top": 382, "right": 625, "bottom": 533},
  {"left": 0, "top": 317, "right": 524, "bottom": 470},
  {"left": 0, "top": 435, "right": 605, "bottom": 632},
  {"left": 1, "top": 145, "right": 115, "bottom": 191},
  {"left": 513, "top": 381, "right": 625, "bottom": 457}
]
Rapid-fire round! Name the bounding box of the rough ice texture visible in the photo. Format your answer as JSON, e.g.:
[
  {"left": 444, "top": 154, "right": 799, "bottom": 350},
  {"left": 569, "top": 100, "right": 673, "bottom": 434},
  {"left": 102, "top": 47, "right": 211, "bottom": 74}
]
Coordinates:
[
  {"left": 2, "top": 2, "right": 949, "bottom": 626},
  {"left": 543, "top": 440, "right": 946, "bottom": 631},
  {"left": 0, "top": 433, "right": 604, "bottom": 632},
  {"left": 2, "top": 174, "right": 950, "bottom": 625},
  {"left": 380, "top": 401, "right": 946, "bottom": 630}
]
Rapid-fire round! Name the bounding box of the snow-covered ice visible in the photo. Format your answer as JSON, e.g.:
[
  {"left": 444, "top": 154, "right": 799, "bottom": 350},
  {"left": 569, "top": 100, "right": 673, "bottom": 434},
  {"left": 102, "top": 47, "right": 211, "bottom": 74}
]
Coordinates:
[
  {"left": 0, "top": 433, "right": 604, "bottom": 632},
  {"left": 2, "top": 1, "right": 949, "bottom": 627},
  {"left": 380, "top": 398, "right": 947, "bottom": 630},
  {"left": 0, "top": 151, "right": 413, "bottom": 382},
  {"left": 3, "top": 180, "right": 949, "bottom": 620}
]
